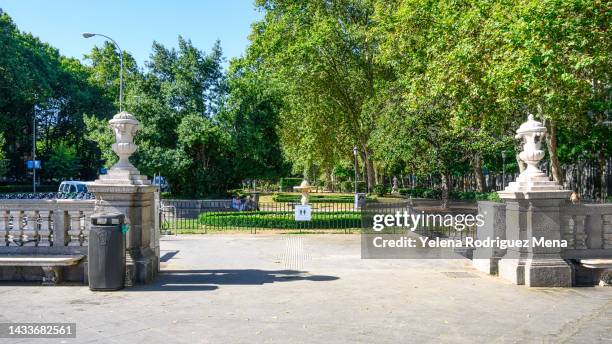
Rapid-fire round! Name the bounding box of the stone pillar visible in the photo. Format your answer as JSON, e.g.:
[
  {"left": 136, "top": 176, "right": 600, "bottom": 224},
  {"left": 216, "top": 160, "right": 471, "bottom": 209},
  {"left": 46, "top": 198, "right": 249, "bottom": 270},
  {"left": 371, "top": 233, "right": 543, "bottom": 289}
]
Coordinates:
[
  {"left": 87, "top": 111, "right": 159, "bottom": 285},
  {"left": 472, "top": 201, "right": 506, "bottom": 275},
  {"left": 497, "top": 114, "right": 572, "bottom": 287}
]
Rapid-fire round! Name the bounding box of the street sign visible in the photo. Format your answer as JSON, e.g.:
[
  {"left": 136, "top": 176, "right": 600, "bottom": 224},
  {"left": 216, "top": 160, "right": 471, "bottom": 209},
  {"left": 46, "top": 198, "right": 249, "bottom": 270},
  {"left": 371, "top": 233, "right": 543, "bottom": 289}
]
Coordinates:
[
  {"left": 26, "top": 160, "right": 41, "bottom": 169},
  {"left": 294, "top": 205, "right": 312, "bottom": 221}
]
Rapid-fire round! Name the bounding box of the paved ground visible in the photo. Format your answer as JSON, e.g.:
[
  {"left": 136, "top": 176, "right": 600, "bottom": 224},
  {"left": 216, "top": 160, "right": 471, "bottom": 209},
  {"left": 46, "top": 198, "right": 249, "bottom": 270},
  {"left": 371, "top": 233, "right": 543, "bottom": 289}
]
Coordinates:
[{"left": 1, "top": 234, "right": 611, "bottom": 344}]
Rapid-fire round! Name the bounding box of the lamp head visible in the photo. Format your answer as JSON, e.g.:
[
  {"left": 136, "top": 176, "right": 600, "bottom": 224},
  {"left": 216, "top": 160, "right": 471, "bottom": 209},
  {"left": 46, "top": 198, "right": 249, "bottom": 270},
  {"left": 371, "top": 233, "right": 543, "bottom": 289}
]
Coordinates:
[
  {"left": 353, "top": 146, "right": 358, "bottom": 156},
  {"left": 82, "top": 32, "right": 95, "bottom": 38}
]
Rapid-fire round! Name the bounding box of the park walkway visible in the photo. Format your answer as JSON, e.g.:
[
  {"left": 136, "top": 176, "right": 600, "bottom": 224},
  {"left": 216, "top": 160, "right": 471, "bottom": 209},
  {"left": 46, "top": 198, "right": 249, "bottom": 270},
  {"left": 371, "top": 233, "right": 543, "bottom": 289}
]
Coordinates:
[{"left": 1, "top": 234, "right": 611, "bottom": 343}]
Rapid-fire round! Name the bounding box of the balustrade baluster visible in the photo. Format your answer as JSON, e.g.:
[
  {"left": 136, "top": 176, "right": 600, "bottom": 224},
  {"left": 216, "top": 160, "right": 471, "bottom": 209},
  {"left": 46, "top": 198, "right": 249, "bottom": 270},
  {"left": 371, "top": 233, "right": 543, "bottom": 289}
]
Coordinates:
[
  {"left": 38, "top": 210, "right": 52, "bottom": 246},
  {"left": 67, "top": 210, "right": 83, "bottom": 246},
  {"left": 0, "top": 210, "right": 8, "bottom": 246},
  {"left": 603, "top": 214, "right": 612, "bottom": 249},
  {"left": 561, "top": 214, "right": 575, "bottom": 248},
  {"left": 81, "top": 210, "right": 93, "bottom": 245},
  {"left": 8, "top": 210, "right": 23, "bottom": 245},
  {"left": 23, "top": 210, "right": 38, "bottom": 246}
]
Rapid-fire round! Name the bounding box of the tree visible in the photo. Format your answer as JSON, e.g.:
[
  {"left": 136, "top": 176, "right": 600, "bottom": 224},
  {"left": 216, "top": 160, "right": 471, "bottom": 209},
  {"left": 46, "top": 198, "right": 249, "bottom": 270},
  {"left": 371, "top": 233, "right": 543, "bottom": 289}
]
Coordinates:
[
  {"left": 83, "top": 114, "right": 116, "bottom": 168},
  {"left": 218, "top": 58, "right": 289, "bottom": 182},
  {"left": 0, "top": 12, "right": 114, "bottom": 181},
  {"left": 487, "top": 0, "right": 611, "bottom": 183},
  {"left": 0, "top": 133, "right": 7, "bottom": 177},
  {"left": 45, "top": 142, "right": 80, "bottom": 181},
  {"left": 174, "top": 115, "right": 236, "bottom": 196},
  {"left": 246, "top": 0, "right": 390, "bottom": 190}
]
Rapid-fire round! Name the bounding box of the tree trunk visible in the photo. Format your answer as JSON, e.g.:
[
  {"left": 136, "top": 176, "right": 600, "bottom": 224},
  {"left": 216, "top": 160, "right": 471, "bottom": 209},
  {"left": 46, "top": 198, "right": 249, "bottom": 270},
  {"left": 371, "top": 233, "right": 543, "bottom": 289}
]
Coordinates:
[
  {"left": 374, "top": 162, "right": 379, "bottom": 186},
  {"left": 473, "top": 155, "right": 486, "bottom": 192},
  {"left": 324, "top": 168, "right": 332, "bottom": 192},
  {"left": 544, "top": 120, "right": 563, "bottom": 183},
  {"left": 600, "top": 150, "right": 608, "bottom": 203},
  {"left": 361, "top": 150, "right": 375, "bottom": 192},
  {"left": 441, "top": 173, "right": 450, "bottom": 209}
]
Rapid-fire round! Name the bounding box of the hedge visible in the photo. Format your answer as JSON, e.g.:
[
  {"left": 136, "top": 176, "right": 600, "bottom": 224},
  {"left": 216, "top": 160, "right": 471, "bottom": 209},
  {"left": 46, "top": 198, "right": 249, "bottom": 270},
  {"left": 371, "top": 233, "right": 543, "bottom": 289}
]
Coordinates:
[
  {"left": 199, "top": 211, "right": 361, "bottom": 229},
  {"left": 399, "top": 188, "right": 500, "bottom": 201},
  {"left": 272, "top": 193, "right": 375, "bottom": 203}
]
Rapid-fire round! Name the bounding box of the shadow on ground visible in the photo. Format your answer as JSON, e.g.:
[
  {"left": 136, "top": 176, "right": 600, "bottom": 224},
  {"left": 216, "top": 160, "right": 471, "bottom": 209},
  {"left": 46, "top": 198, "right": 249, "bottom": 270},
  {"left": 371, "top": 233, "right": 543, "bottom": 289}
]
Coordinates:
[{"left": 129, "top": 269, "right": 339, "bottom": 291}]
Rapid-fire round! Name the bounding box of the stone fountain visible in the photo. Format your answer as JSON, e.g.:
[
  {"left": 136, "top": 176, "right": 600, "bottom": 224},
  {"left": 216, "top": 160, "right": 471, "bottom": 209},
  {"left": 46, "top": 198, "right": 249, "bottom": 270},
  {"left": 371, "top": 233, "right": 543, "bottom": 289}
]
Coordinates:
[{"left": 293, "top": 180, "right": 313, "bottom": 205}]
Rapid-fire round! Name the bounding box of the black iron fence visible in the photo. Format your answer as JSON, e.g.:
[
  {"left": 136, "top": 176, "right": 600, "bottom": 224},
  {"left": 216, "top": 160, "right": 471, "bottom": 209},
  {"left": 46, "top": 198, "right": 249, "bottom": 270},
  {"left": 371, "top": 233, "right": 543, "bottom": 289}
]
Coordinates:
[
  {"left": 361, "top": 204, "right": 477, "bottom": 243},
  {"left": 0, "top": 192, "right": 95, "bottom": 200},
  {"left": 161, "top": 201, "right": 365, "bottom": 234},
  {"left": 160, "top": 199, "right": 477, "bottom": 240}
]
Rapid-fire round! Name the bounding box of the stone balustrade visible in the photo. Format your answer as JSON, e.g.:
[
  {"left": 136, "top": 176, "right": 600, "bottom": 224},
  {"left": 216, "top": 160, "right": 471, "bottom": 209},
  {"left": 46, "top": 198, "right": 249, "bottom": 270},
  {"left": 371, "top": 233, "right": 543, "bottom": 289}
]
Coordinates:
[
  {"left": 0, "top": 199, "right": 95, "bottom": 254},
  {"left": 561, "top": 203, "right": 612, "bottom": 258}
]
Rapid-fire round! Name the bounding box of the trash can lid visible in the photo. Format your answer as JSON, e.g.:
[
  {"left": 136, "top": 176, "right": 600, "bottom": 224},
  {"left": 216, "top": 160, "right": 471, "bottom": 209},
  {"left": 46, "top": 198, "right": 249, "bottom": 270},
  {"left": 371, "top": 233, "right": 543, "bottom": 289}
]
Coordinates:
[{"left": 91, "top": 212, "right": 125, "bottom": 225}]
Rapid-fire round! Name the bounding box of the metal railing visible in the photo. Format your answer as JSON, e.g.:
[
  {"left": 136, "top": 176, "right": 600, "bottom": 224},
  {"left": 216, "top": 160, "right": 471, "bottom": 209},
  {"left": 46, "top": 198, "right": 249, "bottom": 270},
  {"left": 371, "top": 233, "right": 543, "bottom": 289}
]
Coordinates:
[{"left": 162, "top": 201, "right": 366, "bottom": 234}]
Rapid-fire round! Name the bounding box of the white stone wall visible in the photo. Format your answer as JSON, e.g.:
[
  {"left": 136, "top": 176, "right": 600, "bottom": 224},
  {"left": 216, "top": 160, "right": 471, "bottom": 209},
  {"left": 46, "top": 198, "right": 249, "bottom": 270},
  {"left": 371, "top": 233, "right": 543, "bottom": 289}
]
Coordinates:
[{"left": 0, "top": 199, "right": 94, "bottom": 254}]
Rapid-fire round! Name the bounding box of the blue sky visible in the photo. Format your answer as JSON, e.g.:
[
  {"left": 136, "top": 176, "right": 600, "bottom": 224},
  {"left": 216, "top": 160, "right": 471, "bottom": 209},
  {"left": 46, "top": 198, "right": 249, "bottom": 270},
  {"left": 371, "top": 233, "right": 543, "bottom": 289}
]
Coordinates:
[{"left": 1, "top": 1, "right": 263, "bottom": 68}]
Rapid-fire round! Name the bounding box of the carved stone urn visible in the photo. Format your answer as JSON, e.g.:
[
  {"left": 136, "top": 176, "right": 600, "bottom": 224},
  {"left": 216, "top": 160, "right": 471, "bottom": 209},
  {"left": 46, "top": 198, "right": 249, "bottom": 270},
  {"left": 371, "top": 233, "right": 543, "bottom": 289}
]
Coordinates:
[
  {"left": 90, "top": 111, "right": 149, "bottom": 186},
  {"left": 498, "top": 114, "right": 570, "bottom": 199},
  {"left": 516, "top": 114, "right": 546, "bottom": 178},
  {"left": 109, "top": 111, "right": 140, "bottom": 171}
]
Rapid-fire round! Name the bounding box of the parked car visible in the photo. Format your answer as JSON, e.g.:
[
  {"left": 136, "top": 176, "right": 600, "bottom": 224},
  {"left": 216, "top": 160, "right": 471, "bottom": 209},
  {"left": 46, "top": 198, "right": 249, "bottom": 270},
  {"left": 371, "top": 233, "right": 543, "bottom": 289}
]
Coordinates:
[{"left": 58, "top": 181, "right": 89, "bottom": 193}]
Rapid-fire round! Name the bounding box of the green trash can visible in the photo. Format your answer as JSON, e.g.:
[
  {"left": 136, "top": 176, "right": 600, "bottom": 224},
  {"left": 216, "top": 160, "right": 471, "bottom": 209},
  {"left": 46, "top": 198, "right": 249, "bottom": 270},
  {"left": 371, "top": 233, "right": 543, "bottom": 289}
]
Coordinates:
[{"left": 88, "top": 213, "right": 126, "bottom": 291}]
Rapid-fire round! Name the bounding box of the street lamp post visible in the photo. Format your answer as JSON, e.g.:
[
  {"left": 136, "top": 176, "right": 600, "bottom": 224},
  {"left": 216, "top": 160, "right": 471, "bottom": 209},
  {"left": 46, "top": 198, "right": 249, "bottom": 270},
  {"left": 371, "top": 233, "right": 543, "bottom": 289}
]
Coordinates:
[
  {"left": 353, "top": 146, "right": 358, "bottom": 195},
  {"left": 501, "top": 151, "right": 507, "bottom": 189},
  {"left": 83, "top": 32, "right": 124, "bottom": 112},
  {"left": 32, "top": 106, "right": 36, "bottom": 193}
]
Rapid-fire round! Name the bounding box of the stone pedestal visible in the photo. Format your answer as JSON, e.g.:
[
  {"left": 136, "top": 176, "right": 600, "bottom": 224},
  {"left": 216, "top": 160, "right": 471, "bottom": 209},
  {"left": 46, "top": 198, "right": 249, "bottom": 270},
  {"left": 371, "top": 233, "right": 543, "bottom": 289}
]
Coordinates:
[
  {"left": 497, "top": 197, "right": 573, "bottom": 287},
  {"left": 497, "top": 114, "right": 572, "bottom": 287},
  {"left": 88, "top": 180, "right": 159, "bottom": 285},
  {"left": 87, "top": 112, "right": 159, "bottom": 285}
]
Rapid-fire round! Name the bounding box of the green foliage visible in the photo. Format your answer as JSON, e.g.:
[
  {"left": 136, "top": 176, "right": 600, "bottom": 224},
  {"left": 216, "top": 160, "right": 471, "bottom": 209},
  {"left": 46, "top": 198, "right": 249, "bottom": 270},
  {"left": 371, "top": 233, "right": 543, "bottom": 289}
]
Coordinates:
[
  {"left": 339, "top": 181, "right": 353, "bottom": 193},
  {"left": 0, "top": 12, "right": 115, "bottom": 181},
  {"left": 2, "top": 4, "right": 610, "bottom": 200},
  {"left": 83, "top": 114, "right": 116, "bottom": 168},
  {"left": 218, "top": 58, "right": 288, "bottom": 182},
  {"left": 272, "top": 193, "right": 375, "bottom": 203},
  {"left": 199, "top": 211, "right": 360, "bottom": 229},
  {"left": 246, "top": 0, "right": 388, "bottom": 189},
  {"left": 0, "top": 184, "right": 58, "bottom": 193},
  {"left": 0, "top": 133, "right": 7, "bottom": 177},
  {"left": 372, "top": 184, "right": 387, "bottom": 197},
  {"left": 399, "top": 188, "right": 442, "bottom": 199},
  {"left": 172, "top": 114, "right": 236, "bottom": 197},
  {"left": 279, "top": 178, "right": 303, "bottom": 191},
  {"left": 45, "top": 143, "right": 80, "bottom": 181},
  {"left": 399, "top": 188, "right": 500, "bottom": 202}
]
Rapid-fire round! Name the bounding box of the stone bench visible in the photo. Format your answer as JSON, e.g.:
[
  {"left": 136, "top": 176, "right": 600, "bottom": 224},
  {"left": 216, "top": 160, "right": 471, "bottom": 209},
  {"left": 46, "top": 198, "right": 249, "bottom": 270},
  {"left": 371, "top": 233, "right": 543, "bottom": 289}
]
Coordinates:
[
  {"left": 577, "top": 259, "right": 612, "bottom": 287},
  {"left": 0, "top": 255, "right": 85, "bottom": 286}
]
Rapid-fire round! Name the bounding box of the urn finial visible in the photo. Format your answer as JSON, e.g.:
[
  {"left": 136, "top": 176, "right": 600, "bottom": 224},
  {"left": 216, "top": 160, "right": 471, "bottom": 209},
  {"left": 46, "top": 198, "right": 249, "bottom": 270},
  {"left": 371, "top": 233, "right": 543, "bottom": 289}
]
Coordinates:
[
  {"left": 109, "top": 111, "right": 140, "bottom": 171},
  {"left": 498, "top": 114, "right": 570, "bottom": 199}
]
